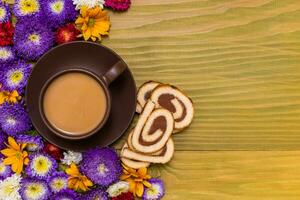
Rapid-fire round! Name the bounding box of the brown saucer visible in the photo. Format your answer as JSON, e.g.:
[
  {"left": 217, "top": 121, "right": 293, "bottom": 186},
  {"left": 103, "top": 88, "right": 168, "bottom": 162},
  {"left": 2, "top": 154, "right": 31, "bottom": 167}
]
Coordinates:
[{"left": 26, "top": 41, "right": 136, "bottom": 151}]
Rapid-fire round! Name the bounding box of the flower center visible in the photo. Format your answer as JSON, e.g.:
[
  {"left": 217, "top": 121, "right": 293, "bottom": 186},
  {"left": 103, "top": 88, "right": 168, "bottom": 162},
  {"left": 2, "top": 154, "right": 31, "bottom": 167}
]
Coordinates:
[
  {"left": 147, "top": 186, "right": 159, "bottom": 197},
  {"left": 0, "top": 7, "right": 6, "bottom": 20},
  {"left": 0, "top": 49, "right": 11, "bottom": 60},
  {"left": 28, "top": 33, "right": 40, "bottom": 44},
  {"left": 26, "top": 183, "right": 44, "bottom": 199},
  {"left": 9, "top": 70, "right": 24, "bottom": 84},
  {"left": 50, "top": 1, "right": 64, "bottom": 14},
  {"left": 6, "top": 117, "right": 16, "bottom": 125},
  {"left": 3, "top": 183, "right": 14, "bottom": 195},
  {"left": 15, "top": 152, "right": 22, "bottom": 159},
  {"left": 97, "top": 163, "right": 108, "bottom": 175},
  {"left": 19, "top": 0, "right": 40, "bottom": 15},
  {"left": 52, "top": 179, "right": 66, "bottom": 190},
  {"left": 88, "top": 18, "right": 95, "bottom": 27},
  {"left": 33, "top": 157, "right": 51, "bottom": 175},
  {"left": 62, "top": 31, "right": 71, "bottom": 41}
]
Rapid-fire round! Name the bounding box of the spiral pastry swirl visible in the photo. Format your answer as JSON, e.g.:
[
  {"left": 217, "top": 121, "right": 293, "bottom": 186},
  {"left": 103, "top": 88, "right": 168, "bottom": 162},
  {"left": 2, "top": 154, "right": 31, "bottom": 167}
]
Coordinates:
[{"left": 131, "top": 101, "right": 174, "bottom": 154}]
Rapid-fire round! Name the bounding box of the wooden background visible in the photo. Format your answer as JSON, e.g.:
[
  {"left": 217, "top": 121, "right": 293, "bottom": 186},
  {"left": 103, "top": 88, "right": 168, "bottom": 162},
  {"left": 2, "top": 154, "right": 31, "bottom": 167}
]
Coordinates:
[{"left": 105, "top": 0, "right": 300, "bottom": 199}]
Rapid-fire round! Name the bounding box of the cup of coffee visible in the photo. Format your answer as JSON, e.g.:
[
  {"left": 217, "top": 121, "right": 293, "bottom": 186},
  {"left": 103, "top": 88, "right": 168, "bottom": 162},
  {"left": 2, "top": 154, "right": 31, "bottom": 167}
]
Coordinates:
[{"left": 40, "top": 61, "right": 126, "bottom": 140}]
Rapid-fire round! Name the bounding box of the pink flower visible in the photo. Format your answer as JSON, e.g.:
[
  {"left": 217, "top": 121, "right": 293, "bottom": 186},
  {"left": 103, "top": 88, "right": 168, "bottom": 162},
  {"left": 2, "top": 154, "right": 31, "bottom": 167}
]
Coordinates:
[{"left": 105, "top": 0, "right": 131, "bottom": 11}]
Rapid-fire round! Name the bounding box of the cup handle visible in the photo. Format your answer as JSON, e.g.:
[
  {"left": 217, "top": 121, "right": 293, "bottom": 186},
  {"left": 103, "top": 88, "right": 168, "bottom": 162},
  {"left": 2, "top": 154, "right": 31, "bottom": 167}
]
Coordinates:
[{"left": 103, "top": 60, "right": 127, "bottom": 86}]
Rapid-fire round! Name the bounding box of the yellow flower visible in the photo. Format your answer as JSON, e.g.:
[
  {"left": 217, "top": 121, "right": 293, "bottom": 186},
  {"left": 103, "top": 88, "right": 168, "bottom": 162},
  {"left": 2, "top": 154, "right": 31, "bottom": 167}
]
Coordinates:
[
  {"left": 75, "top": 6, "right": 110, "bottom": 41},
  {"left": 0, "top": 137, "right": 29, "bottom": 174},
  {"left": 120, "top": 164, "right": 152, "bottom": 197},
  {"left": 65, "top": 163, "right": 93, "bottom": 192},
  {"left": 0, "top": 84, "right": 21, "bottom": 105}
]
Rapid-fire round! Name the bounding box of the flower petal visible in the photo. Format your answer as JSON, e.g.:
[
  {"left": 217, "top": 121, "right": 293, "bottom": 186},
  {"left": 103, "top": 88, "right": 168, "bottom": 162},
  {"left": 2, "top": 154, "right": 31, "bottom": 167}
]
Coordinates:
[
  {"left": 120, "top": 174, "right": 131, "bottom": 180},
  {"left": 138, "top": 167, "right": 147, "bottom": 177},
  {"left": 136, "top": 183, "right": 144, "bottom": 197},
  {"left": 8, "top": 137, "right": 20, "bottom": 150},
  {"left": 1, "top": 148, "right": 16, "bottom": 156},
  {"left": 143, "top": 180, "right": 152, "bottom": 188},
  {"left": 3, "top": 156, "right": 18, "bottom": 165}
]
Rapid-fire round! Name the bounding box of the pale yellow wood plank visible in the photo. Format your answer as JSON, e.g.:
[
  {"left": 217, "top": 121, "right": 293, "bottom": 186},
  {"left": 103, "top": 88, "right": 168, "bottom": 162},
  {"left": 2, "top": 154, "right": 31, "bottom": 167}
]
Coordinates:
[
  {"left": 107, "top": 0, "right": 300, "bottom": 150},
  {"left": 154, "top": 151, "right": 300, "bottom": 200}
]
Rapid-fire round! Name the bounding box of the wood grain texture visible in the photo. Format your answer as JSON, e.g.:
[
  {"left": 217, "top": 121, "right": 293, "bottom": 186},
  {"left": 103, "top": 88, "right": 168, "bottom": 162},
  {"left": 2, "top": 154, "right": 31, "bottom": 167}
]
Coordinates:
[
  {"left": 106, "top": 1, "right": 300, "bottom": 199},
  {"left": 155, "top": 151, "right": 300, "bottom": 200},
  {"left": 106, "top": 0, "right": 300, "bottom": 150}
]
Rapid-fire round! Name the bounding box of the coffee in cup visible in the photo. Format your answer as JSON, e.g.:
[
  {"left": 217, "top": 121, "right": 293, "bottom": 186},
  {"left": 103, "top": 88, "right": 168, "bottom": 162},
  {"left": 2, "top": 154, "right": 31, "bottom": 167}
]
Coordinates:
[{"left": 40, "top": 61, "right": 126, "bottom": 140}]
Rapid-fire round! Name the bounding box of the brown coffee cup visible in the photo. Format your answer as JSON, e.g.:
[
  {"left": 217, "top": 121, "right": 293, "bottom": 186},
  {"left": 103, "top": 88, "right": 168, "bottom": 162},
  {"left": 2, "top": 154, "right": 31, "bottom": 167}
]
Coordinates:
[{"left": 39, "top": 60, "right": 127, "bottom": 140}]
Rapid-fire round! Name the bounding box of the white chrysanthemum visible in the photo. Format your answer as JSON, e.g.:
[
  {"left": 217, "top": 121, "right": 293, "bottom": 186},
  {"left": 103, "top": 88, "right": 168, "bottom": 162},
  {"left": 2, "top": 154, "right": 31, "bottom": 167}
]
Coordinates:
[
  {"left": 61, "top": 151, "right": 82, "bottom": 165},
  {"left": 72, "top": 0, "right": 104, "bottom": 10},
  {"left": 0, "top": 174, "right": 22, "bottom": 200},
  {"left": 107, "top": 181, "right": 129, "bottom": 197}
]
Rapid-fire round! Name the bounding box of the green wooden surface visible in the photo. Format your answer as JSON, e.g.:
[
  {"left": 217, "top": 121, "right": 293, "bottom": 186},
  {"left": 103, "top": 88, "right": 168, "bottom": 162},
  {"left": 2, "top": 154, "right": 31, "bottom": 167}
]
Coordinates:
[{"left": 106, "top": 0, "right": 300, "bottom": 199}]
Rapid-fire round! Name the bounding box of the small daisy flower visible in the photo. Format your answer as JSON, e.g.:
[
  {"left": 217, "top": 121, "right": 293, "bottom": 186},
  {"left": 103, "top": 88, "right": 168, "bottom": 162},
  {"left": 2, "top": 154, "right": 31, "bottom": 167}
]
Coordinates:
[
  {"left": 43, "top": 0, "right": 77, "bottom": 28},
  {"left": 13, "top": 0, "right": 42, "bottom": 19},
  {"left": 81, "top": 147, "right": 122, "bottom": 186},
  {"left": 16, "top": 134, "right": 44, "bottom": 151},
  {"left": 142, "top": 179, "right": 165, "bottom": 200},
  {"left": 14, "top": 19, "right": 54, "bottom": 61},
  {"left": 0, "top": 2, "right": 10, "bottom": 23},
  {"left": 0, "top": 46, "right": 15, "bottom": 64},
  {"left": 72, "top": 0, "right": 104, "bottom": 10},
  {"left": 107, "top": 181, "right": 129, "bottom": 197},
  {"left": 25, "top": 153, "right": 58, "bottom": 179},
  {"left": 0, "top": 157, "right": 12, "bottom": 180},
  {"left": 61, "top": 150, "right": 82, "bottom": 165},
  {"left": 52, "top": 189, "right": 78, "bottom": 200},
  {"left": 0, "top": 60, "right": 32, "bottom": 94},
  {"left": 82, "top": 188, "right": 108, "bottom": 200},
  {"left": 0, "top": 103, "right": 31, "bottom": 136},
  {"left": 20, "top": 178, "right": 50, "bottom": 200},
  {"left": 0, "top": 173, "right": 22, "bottom": 200},
  {"left": 48, "top": 172, "right": 68, "bottom": 193}
]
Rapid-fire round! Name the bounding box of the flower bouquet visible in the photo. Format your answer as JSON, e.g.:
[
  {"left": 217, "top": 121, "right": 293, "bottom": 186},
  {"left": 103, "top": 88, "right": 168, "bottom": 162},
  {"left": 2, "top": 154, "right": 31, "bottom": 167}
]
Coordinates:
[{"left": 0, "top": 0, "right": 166, "bottom": 199}]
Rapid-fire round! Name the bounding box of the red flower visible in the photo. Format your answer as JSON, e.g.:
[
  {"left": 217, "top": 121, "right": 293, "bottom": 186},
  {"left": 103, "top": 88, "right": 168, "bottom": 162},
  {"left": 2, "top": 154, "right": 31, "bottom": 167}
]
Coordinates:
[
  {"left": 112, "top": 192, "right": 134, "bottom": 200},
  {"left": 55, "top": 23, "right": 80, "bottom": 44},
  {"left": 105, "top": 0, "right": 131, "bottom": 11},
  {"left": 43, "top": 142, "right": 63, "bottom": 160},
  {"left": 0, "top": 22, "right": 14, "bottom": 46}
]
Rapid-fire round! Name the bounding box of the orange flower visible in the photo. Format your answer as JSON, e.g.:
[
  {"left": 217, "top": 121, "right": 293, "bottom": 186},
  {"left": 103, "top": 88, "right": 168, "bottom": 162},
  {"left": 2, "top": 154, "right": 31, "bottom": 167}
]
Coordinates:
[
  {"left": 65, "top": 163, "right": 93, "bottom": 192},
  {"left": 0, "top": 87, "right": 21, "bottom": 105},
  {"left": 0, "top": 137, "right": 29, "bottom": 174},
  {"left": 75, "top": 6, "right": 110, "bottom": 41},
  {"left": 120, "top": 164, "right": 152, "bottom": 197}
]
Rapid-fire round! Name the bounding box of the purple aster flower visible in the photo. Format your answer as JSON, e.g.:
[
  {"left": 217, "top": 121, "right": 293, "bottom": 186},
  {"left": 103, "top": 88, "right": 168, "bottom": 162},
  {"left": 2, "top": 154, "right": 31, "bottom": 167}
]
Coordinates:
[
  {"left": 0, "top": 157, "right": 12, "bottom": 180},
  {"left": 14, "top": 19, "right": 54, "bottom": 61},
  {"left": 0, "top": 46, "right": 15, "bottom": 64},
  {"left": 0, "top": 103, "right": 31, "bottom": 136},
  {"left": 25, "top": 153, "right": 58, "bottom": 179},
  {"left": 16, "top": 134, "right": 44, "bottom": 151},
  {"left": 20, "top": 177, "right": 50, "bottom": 200},
  {"left": 48, "top": 171, "right": 69, "bottom": 193},
  {"left": 42, "top": 0, "right": 77, "bottom": 29},
  {"left": 13, "top": 0, "right": 42, "bottom": 20},
  {"left": 81, "top": 188, "right": 108, "bottom": 200},
  {"left": 0, "top": 60, "right": 31, "bottom": 93},
  {"left": 81, "top": 147, "right": 122, "bottom": 186},
  {"left": 142, "top": 178, "right": 165, "bottom": 200},
  {"left": 0, "top": 2, "right": 10, "bottom": 23},
  {"left": 52, "top": 189, "right": 78, "bottom": 200},
  {"left": 0, "top": 131, "right": 7, "bottom": 150}
]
